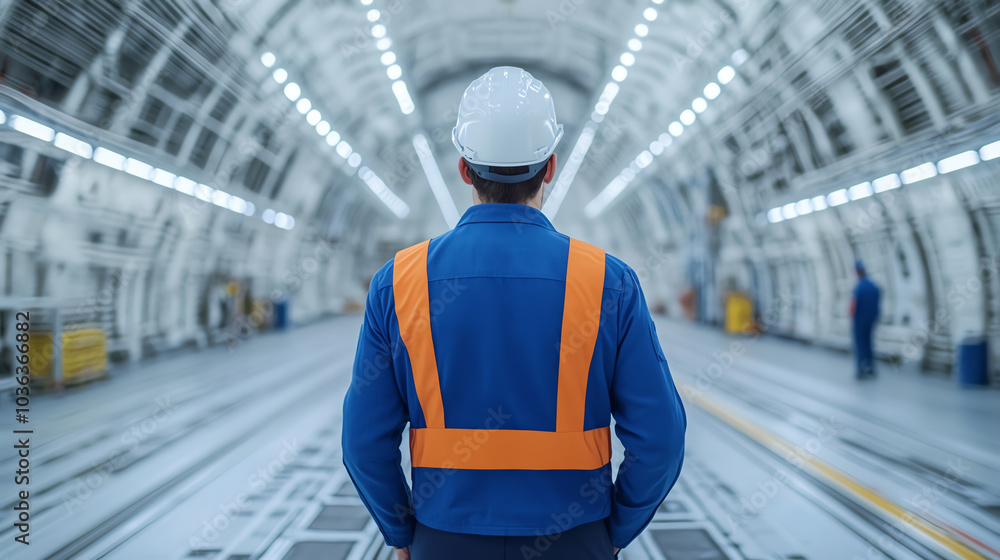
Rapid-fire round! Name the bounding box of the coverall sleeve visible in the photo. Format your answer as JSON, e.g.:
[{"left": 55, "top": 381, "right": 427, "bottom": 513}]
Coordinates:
[
  {"left": 342, "top": 270, "right": 415, "bottom": 548},
  {"left": 608, "top": 267, "right": 687, "bottom": 549}
]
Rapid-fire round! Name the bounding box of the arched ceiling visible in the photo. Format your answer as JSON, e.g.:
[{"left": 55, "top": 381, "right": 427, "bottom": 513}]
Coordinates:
[{"left": 232, "top": 0, "right": 751, "bottom": 236}]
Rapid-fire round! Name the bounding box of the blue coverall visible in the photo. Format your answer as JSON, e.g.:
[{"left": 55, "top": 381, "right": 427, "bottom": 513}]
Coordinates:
[
  {"left": 852, "top": 276, "right": 881, "bottom": 377},
  {"left": 342, "top": 203, "right": 686, "bottom": 552}
]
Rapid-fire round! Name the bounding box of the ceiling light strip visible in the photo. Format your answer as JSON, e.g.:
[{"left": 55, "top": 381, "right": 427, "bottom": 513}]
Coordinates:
[
  {"left": 542, "top": 1, "right": 665, "bottom": 221},
  {"left": 584, "top": 51, "right": 747, "bottom": 218},
  {"left": 764, "top": 143, "right": 995, "bottom": 224},
  {"left": 2, "top": 112, "right": 268, "bottom": 225},
  {"left": 413, "top": 134, "right": 460, "bottom": 228},
  {"left": 260, "top": 49, "right": 409, "bottom": 220}
]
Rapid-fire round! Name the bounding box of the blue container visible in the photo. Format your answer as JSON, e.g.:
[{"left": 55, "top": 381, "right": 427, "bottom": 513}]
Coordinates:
[
  {"left": 957, "top": 337, "right": 989, "bottom": 386},
  {"left": 274, "top": 300, "right": 289, "bottom": 330}
]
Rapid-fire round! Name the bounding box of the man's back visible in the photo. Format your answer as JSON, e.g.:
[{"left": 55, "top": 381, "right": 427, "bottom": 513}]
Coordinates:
[
  {"left": 343, "top": 203, "right": 686, "bottom": 550},
  {"left": 854, "top": 277, "right": 881, "bottom": 326}
]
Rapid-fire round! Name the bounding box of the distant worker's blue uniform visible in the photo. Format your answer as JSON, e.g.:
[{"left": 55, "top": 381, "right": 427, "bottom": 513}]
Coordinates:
[
  {"left": 342, "top": 203, "right": 686, "bottom": 553},
  {"left": 852, "top": 276, "right": 881, "bottom": 377}
]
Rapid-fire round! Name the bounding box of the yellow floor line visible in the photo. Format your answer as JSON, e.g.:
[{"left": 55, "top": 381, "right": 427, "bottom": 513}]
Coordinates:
[{"left": 681, "top": 383, "right": 988, "bottom": 560}]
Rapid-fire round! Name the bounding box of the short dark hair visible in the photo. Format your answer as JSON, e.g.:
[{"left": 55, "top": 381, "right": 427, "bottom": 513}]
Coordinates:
[{"left": 465, "top": 161, "right": 547, "bottom": 204}]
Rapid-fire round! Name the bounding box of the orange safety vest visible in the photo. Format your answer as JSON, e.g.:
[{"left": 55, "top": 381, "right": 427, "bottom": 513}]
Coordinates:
[{"left": 393, "top": 238, "right": 612, "bottom": 471}]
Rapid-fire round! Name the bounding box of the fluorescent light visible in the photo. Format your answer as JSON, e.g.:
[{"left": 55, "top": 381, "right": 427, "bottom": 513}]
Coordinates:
[
  {"left": 413, "top": 134, "right": 461, "bottom": 228},
  {"left": 227, "top": 196, "right": 247, "bottom": 213},
  {"left": 543, "top": 124, "right": 597, "bottom": 219},
  {"left": 391, "top": 80, "right": 415, "bottom": 114},
  {"left": 387, "top": 64, "right": 402, "bottom": 80},
  {"left": 284, "top": 82, "right": 301, "bottom": 101},
  {"left": 872, "top": 173, "right": 901, "bottom": 192},
  {"left": 348, "top": 153, "right": 362, "bottom": 167},
  {"left": 668, "top": 122, "right": 684, "bottom": 137},
  {"left": 326, "top": 131, "right": 342, "bottom": 146},
  {"left": 612, "top": 65, "right": 628, "bottom": 82},
  {"left": 980, "top": 140, "right": 1000, "bottom": 161},
  {"left": 381, "top": 51, "right": 396, "bottom": 65},
  {"left": 361, "top": 0, "right": 373, "bottom": 5},
  {"left": 628, "top": 38, "right": 642, "bottom": 51},
  {"left": 211, "top": 190, "right": 231, "bottom": 208},
  {"left": 781, "top": 203, "right": 798, "bottom": 219},
  {"left": 704, "top": 82, "right": 721, "bottom": 100},
  {"left": 358, "top": 167, "right": 410, "bottom": 218},
  {"left": 336, "top": 141, "right": 353, "bottom": 159},
  {"left": 595, "top": 102, "right": 610, "bottom": 116},
  {"left": 93, "top": 147, "right": 126, "bottom": 170},
  {"left": 795, "top": 199, "right": 813, "bottom": 215},
  {"left": 649, "top": 140, "right": 664, "bottom": 156},
  {"left": 376, "top": 38, "right": 392, "bottom": 50},
  {"left": 275, "top": 213, "right": 295, "bottom": 230},
  {"left": 680, "top": 109, "right": 696, "bottom": 125},
  {"left": 243, "top": 202, "right": 256, "bottom": 216},
  {"left": 827, "top": 189, "right": 849, "bottom": 206},
  {"left": 295, "top": 98, "right": 311, "bottom": 114},
  {"left": 585, "top": 176, "right": 629, "bottom": 218},
  {"left": 174, "top": 176, "right": 197, "bottom": 195},
  {"left": 847, "top": 181, "right": 873, "bottom": 200},
  {"left": 658, "top": 133, "right": 673, "bottom": 147},
  {"left": 306, "top": 109, "right": 322, "bottom": 125},
  {"left": 900, "top": 162, "right": 937, "bottom": 184},
  {"left": 10, "top": 115, "right": 55, "bottom": 141},
  {"left": 636, "top": 150, "right": 654, "bottom": 169},
  {"left": 174, "top": 177, "right": 198, "bottom": 196},
  {"left": 367, "top": 8, "right": 380, "bottom": 21},
  {"left": 643, "top": 7, "right": 658, "bottom": 20},
  {"left": 692, "top": 97, "right": 707, "bottom": 113},
  {"left": 937, "top": 150, "right": 980, "bottom": 174},
  {"left": 620, "top": 52, "right": 635, "bottom": 66},
  {"left": 634, "top": 24, "right": 649, "bottom": 37},
  {"left": 261, "top": 52, "right": 276, "bottom": 67},
  {"left": 718, "top": 66, "right": 736, "bottom": 85},
  {"left": 811, "top": 195, "right": 828, "bottom": 211},
  {"left": 195, "top": 184, "right": 214, "bottom": 202},
  {"left": 125, "top": 158, "right": 154, "bottom": 180},
  {"left": 767, "top": 208, "right": 784, "bottom": 223},
  {"left": 152, "top": 168, "right": 175, "bottom": 188},
  {"left": 0, "top": 109, "right": 5, "bottom": 124},
  {"left": 53, "top": 132, "right": 93, "bottom": 158},
  {"left": 272, "top": 68, "right": 287, "bottom": 83},
  {"left": 262, "top": 208, "right": 276, "bottom": 224},
  {"left": 599, "top": 82, "right": 620, "bottom": 103},
  {"left": 316, "top": 121, "right": 331, "bottom": 136},
  {"left": 371, "top": 24, "right": 386, "bottom": 38},
  {"left": 732, "top": 49, "right": 749, "bottom": 66}
]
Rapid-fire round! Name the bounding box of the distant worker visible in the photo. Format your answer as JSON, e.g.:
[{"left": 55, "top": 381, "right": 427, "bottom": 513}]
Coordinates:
[
  {"left": 342, "top": 67, "right": 686, "bottom": 560},
  {"left": 850, "top": 259, "right": 881, "bottom": 379}
]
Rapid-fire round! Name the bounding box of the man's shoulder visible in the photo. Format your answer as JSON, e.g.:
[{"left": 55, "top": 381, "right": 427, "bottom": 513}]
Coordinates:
[{"left": 371, "top": 237, "right": 442, "bottom": 292}]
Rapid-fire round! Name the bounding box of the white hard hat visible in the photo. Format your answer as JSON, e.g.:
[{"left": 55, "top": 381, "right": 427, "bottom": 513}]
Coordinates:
[{"left": 452, "top": 66, "right": 564, "bottom": 184}]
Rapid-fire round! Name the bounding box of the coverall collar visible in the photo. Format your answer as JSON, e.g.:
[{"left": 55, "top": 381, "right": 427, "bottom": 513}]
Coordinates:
[{"left": 456, "top": 203, "right": 556, "bottom": 231}]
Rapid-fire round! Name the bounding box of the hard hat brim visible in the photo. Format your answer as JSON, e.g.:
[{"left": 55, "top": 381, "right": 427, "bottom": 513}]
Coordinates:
[{"left": 452, "top": 124, "right": 563, "bottom": 168}]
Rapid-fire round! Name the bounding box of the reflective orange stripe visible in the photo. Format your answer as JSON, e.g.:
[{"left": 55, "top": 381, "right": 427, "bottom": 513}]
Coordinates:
[
  {"left": 410, "top": 427, "right": 611, "bottom": 470},
  {"left": 394, "top": 238, "right": 609, "bottom": 470},
  {"left": 393, "top": 240, "right": 445, "bottom": 428},
  {"left": 556, "top": 239, "right": 606, "bottom": 432}
]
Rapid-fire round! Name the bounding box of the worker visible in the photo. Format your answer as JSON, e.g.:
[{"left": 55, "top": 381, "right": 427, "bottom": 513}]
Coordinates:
[
  {"left": 850, "top": 259, "right": 881, "bottom": 379},
  {"left": 342, "top": 66, "right": 686, "bottom": 560}
]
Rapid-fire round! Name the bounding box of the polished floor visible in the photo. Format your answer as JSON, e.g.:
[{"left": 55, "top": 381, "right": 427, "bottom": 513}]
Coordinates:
[{"left": 1, "top": 316, "right": 998, "bottom": 560}]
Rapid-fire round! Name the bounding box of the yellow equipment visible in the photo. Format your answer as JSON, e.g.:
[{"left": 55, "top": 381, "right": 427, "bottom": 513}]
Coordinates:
[{"left": 28, "top": 328, "right": 108, "bottom": 386}]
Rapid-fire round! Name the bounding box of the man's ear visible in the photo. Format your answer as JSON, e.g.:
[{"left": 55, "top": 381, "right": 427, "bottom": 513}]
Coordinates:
[
  {"left": 458, "top": 158, "right": 474, "bottom": 185},
  {"left": 543, "top": 154, "right": 558, "bottom": 184}
]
